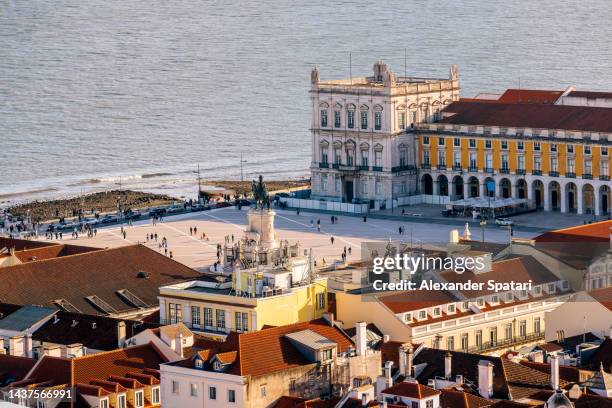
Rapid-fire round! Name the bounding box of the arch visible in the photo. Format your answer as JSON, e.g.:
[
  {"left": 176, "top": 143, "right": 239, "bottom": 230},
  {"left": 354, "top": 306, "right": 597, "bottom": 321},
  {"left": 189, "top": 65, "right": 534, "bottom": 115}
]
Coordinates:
[
  {"left": 408, "top": 103, "right": 418, "bottom": 109},
  {"left": 396, "top": 104, "right": 406, "bottom": 110},
  {"left": 333, "top": 140, "right": 343, "bottom": 148},
  {"left": 432, "top": 100, "right": 441, "bottom": 106},
  {"left": 319, "top": 139, "right": 329, "bottom": 148},
  {"left": 565, "top": 182, "right": 578, "bottom": 212},
  {"left": 373, "top": 143, "right": 384, "bottom": 152},
  {"left": 549, "top": 181, "right": 561, "bottom": 210},
  {"left": 421, "top": 173, "right": 434, "bottom": 195},
  {"left": 468, "top": 176, "right": 480, "bottom": 198},
  {"left": 437, "top": 175, "right": 449, "bottom": 196},
  {"left": 373, "top": 104, "right": 384, "bottom": 112},
  {"left": 499, "top": 178, "right": 512, "bottom": 198},
  {"left": 346, "top": 103, "right": 356, "bottom": 111},
  {"left": 443, "top": 98, "right": 453, "bottom": 105},
  {"left": 582, "top": 184, "right": 595, "bottom": 214},
  {"left": 398, "top": 142, "right": 408, "bottom": 150},
  {"left": 600, "top": 185, "right": 611, "bottom": 215},
  {"left": 345, "top": 139, "right": 356, "bottom": 149},
  {"left": 452, "top": 175, "right": 464, "bottom": 198},
  {"left": 319, "top": 102, "right": 330, "bottom": 109},
  {"left": 334, "top": 102, "right": 343, "bottom": 109},
  {"left": 359, "top": 104, "right": 369, "bottom": 111},
  {"left": 359, "top": 142, "right": 370, "bottom": 151},
  {"left": 532, "top": 180, "right": 544, "bottom": 209},
  {"left": 516, "top": 179, "right": 527, "bottom": 199},
  {"left": 484, "top": 177, "right": 495, "bottom": 198}
]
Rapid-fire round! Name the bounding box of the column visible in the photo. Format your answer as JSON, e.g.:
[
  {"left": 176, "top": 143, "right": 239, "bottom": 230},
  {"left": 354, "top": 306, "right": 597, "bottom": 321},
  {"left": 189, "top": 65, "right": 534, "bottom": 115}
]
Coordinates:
[
  {"left": 513, "top": 182, "right": 520, "bottom": 199},
  {"left": 528, "top": 182, "right": 535, "bottom": 204},
  {"left": 595, "top": 188, "right": 602, "bottom": 216},
  {"left": 544, "top": 185, "right": 551, "bottom": 211},
  {"left": 433, "top": 180, "right": 439, "bottom": 196},
  {"left": 480, "top": 182, "right": 487, "bottom": 198},
  {"left": 464, "top": 180, "right": 470, "bottom": 198},
  {"left": 560, "top": 186, "right": 567, "bottom": 213},
  {"left": 577, "top": 188, "right": 584, "bottom": 215}
]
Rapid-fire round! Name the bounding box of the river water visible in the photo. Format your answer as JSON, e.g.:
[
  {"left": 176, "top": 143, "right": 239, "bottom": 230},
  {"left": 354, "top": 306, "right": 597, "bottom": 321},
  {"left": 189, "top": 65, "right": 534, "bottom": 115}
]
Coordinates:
[{"left": 1, "top": 0, "right": 611, "bottom": 205}]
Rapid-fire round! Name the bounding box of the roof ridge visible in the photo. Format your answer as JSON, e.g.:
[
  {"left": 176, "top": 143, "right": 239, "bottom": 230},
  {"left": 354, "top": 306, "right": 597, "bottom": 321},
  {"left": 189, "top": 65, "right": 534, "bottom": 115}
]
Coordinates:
[
  {"left": 73, "top": 343, "right": 152, "bottom": 361},
  {"left": 551, "top": 220, "right": 612, "bottom": 234},
  {"left": 0, "top": 243, "right": 134, "bottom": 267}
]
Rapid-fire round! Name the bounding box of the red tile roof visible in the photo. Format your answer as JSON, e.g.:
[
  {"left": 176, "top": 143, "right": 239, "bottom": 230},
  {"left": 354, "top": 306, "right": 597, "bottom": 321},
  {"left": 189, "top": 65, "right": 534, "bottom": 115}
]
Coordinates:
[
  {"left": 12, "top": 244, "right": 100, "bottom": 263},
  {"left": 498, "top": 89, "right": 563, "bottom": 104},
  {"left": 588, "top": 287, "right": 612, "bottom": 312},
  {"left": 378, "top": 290, "right": 457, "bottom": 313},
  {"left": 439, "top": 388, "right": 492, "bottom": 408},
  {"left": 534, "top": 220, "right": 612, "bottom": 243},
  {"left": 519, "top": 360, "right": 581, "bottom": 382},
  {"left": 0, "top": 237, "right": 56, "bottom": 252},
  {"left": 0, "top": 244, "right": 202, "bottom": 315},
  {"left": 382, "top": 381, "right": 441, "bottom": 399},
  {"left": 0, "top": 354, "right": 37, "bottom": 385},
  {"left": 441, "top": 100, "right": 612, "bottom": 132}
]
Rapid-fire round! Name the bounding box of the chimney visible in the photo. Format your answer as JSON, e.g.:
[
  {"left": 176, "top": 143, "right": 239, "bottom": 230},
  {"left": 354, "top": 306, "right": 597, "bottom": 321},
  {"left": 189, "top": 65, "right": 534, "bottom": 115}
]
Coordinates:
[
  {"left": 383, "top": 334, "right": 390, "bottom": 343},
  {"left": 450, "top": 229, "right": 459, "bottom": 244},
  {"left": 355, "top": 322, "right": 367, "bottom": 356},
  {"left": 361, "top": 393, "right": 368, "bottom": 407},
  {"left": 117, "top": 321, "right": 126, "bottom": 348},
  {"left": 445, "top": 352, "right": 452, "bottom": 379},
  {"left": 406, "top": 345, "right": 414, "bottom": 378},
  {"left": 385, "top": 361, "right": 393, "bottom": 383},
  {"left": 322, "top": 312, "right": 334, "bottom": 326},
  {"left": 43, "top": 345, "right": 62, "bottom": 357},
  {"left": 609, "top": 326, "right": 612, "bottom": 339},
  {"left": 9, "top": 336, "right": 25, "bottom": 357},
  {"left": 0, "top": 338, "right": 5, "bottom": 354},
  {"left": 478, "top": 360, "right": 494, "bottom": 398},
  {"left": 24, "top": 333, "right": 32, "bottom": 358},
  {"left": 550, "top": 354, "right": 560, "bottom": 390},
  {"left": 175, "top": 333, "right": 184, "bottom": 358},
  {"left": 65, "top": 343, "right": 83, "bottom": 358}
]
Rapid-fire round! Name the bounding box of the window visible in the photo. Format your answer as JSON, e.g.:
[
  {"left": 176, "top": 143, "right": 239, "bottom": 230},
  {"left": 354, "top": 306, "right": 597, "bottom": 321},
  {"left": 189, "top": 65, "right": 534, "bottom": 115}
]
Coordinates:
[
  {"left": 334, "top": 147, "right": 341, "bottom": 164},
  {"left": 423, "top": 136, "right": 430, "bottom": 145},
  {"left": 533, "top": 156, "right": 542, "bottom": 171},
  {"left": 447, "top": 336, "right": 454, "bottom": 351},
  {"left": 520, "top": 290, "right": 528, "bottom": 298},
  {"left": 320, "top": 147, "right": 328, "bottom": 164},
  {"left": 316, "top": 292, "right": 325, "bottom": 309},
  {"left": 191, "top": 306, "right": 200, "bottom": 326},
  {"left": 419, "top": 310, "right": 427, "bottom": 319},
  {"left": 438, "top": 150, "right": 446, "bottom": 166},
  {"left": 374, "top": 150, "right": 382, "bottom": 167},
  {"left": 320, "top": 110, "right": 328, "bottom": 127},
  {"left": 519, "top": 320, "right": 527, "bottom": 337},
  {"left": 423, "top": 150, "right": 430, "bottom": 166},
  {"left": 448, "top": 304, "right": 455, "bottom": 313},
  {"left": 475, "top": 330, "right": 482, "bottom": 347},
  {"left": 550, "top": 157, "right": 558, "bottom": 172},
  {"left": 361, "top": 179, "right": 368, "bottom": 194},
  {"left": 37, "top": 402, "right": 47, "bottom": 408},
  {"left": 399, "top": 111, "right": 406, "bottom": 129},
  {"left": 404, "top": 313, "right": 412, "bottom": 322},
  {"left": 485, "top": 140, "right": 492, "bottom": 149},
  {"left": 374, "top": 111, "right": 382, "bottom": 130},
  {"left": 461, "top": 334, "right": 468, "bottom": 351},
  {"left": 585, "top": 160, "right": 592, "bottom": 175},
  {"left": 602, "top": 161, "right": 609, "bottom": 176},
  {"left": 172, "top": 381, "right": 179, "bottom": 394},
  {"left": 562, "top": 281, "right": 569, "bottom": 290},
  {"left": 334, "top": 110, "right": 341, "bottom": 128},
  {"left": 469, "top": 138, "right": 476, "bottom": 148},
  {"left": 204, "top": 307, "right": 213, "bottom": 327},
  {"left": 534, "top": 285, "right": 542, "bottom": 295},
  {"left": 505, "top": 323, "right": 513, "bottom": 340},
  {"left": 321, "top": 348, "right": 333, "bottom": 361},
  {"left": 190, "top": 383, "right": 198, "bottom": 397},
  {"left": 375, "top": 180, "right": 382, "bottom": 195},
  {"left": 439, "top": 137, "right": 445, "bottom": 146},
  {"left": 412, "top": 402, "right": 419, "bottom": 408},
  {"left": 135, "top": 391, "right": 144, "bottom": 407},
  {"left": 534, "top": 142, "right": 541, "bottom": 151},
  {"left": 603, "top": 147, "right": 608, "bottom": 156},
  {"left": 489, "top": 327, "right": 497, "bottom": 345},
  {"left": 550, "top": 143, "right": 557, "bottom": 152},
  {"left": 486, "top": 153, "right": 493, "bottom": 169},
  {"left": 462, "top": 301, "right": 469, "bottom": 310},
  {"left": 501, "top": 140, "right": 508, "bottom": 150},
  {"left": 228, "top": 389, "right": 236, "bottom": 403},
  {"left": 501, "top": 154, "right": 509, "bottom": 170},
  {"left": 426, "top": 399, "right": 434, "bottom": 408},
  {"left": 470, "top": 152, "right": 477, "bottom": 169},
  {"left": 491, "top": 295, "right": 499, "bottom": 304},
  {"left": 454, "top": 137, "right": 460, "bottom": 147},
  {"left": 321, "top": 174, "right": 328, "bottom": 191},
  {"left": 548, "top": 283, "right": 556, "bottom": 293},
  {"left": 260, "top": 385, "right": 267, "bottom": 398},
  {"left": 168, "top": 303, "right": 182, "bottom": 324},
  {"left": 360, "top": 111, "right": 368, "bottom": 129},
  {"left": 453, "top": 151, "right": 461, "bottom": 167},
  {"left": 335, "top": 175, "right": 341, "bottom": 192},
  {"left": 567, "top": 144, "right": 574, "bottom": 153},
  {"left": 399, "top": 149, "right": 407, "bottom": 166},
  {"left": 216, "top": 309, "right": 225, "bottom": 329},
  {"left": 236, "top": 312, "right": 249, "bottom": 332},
  {"left": 361, "top": 150, "right": 369, "bottom": 166},
  {"left": 566, "top": 157, "right": 574, "bottom": 173},
  {"left": 505, "top": 292, "right": 513, "bottom": 302},
  {"left": 346, "top": 149, "right": 354, "bottom": 166},
  {"left": 477, "top": 298, "right": 484, "bottom": 307},
  {"left": 152, "top": 387, "right": 160, "bottom": 408},
  {"left": 117, "top": 395, "right": 126, "bottom": 408},
  {"left": 517, "top": 141, "right": 524, "bottom": 150},
  {"left": 401, "top": 181, "right": 407, "bottom": 194},
  {"left": 534, "top": 317, "right": 541, "bottom": 334},
  {"left": 433, "top": 307, "right": 441, "bottom": 316},
  {"left": 100, "top": 399, "right": 109, "bottom": 408},
  {"left": 347, "top": 110, "right": 355, "bottom": 128},
  {"left": 517, "top": 155, "right": 525, "bottom": 170},
  {"left": 209, "top": 386, "right": 217, "bottom": 400},
  {"left": 585, "top": 145, "right": 591, "bottom": 155}
]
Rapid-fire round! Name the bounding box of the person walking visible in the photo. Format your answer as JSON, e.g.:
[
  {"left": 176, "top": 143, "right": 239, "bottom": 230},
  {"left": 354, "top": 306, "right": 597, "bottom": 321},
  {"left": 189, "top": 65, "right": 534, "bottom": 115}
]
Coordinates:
[
  {"left": 190, "top": 227, "right": 193, "bottom": 236},
  {"left": 330, "top": 236, "right": 335, "bottom": 245}
]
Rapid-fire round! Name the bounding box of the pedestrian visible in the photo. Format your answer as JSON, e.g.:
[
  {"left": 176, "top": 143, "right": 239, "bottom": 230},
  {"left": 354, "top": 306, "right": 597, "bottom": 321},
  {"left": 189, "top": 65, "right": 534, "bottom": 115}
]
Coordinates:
[
  {"left": 330, "top": 215, "right": 334, "bottom": 224},
  {"left": 122, "top": 230, "right": 126, "bottom": 239},
  {"left": 348, "top": 247, "right": 352, "bottom": 255},
  {"left": 190, "top": 227, "right": 193, "bottom": 235},
  {"left": 169, "top": 251, "right": 173, "bottom": 259},
  {"left": 363, "top": 215, "right": 367, "bottom": 222},
  {"left": 231, "top": 234, "right": 234, "bottom": 243},
  {"left": 310, "top": 219, "right": 314, "bottom": 227},
  {"left": 164, "top": 247, "right": 168, "bottom": 256},
  {"left": 330, "top": 236, "right": 335, "bottom": 245},
  {"left": 296, "top": 208, "right": 300, "bottom": 215},
  {"left": 146, "top": 234, "right": 149, "bottom": 242},
  {"left": 154, "top": 233, "right": 158, "bottom": 241},
  {"left": 194, "top": 226, "right": 197, "bottom": 235}
]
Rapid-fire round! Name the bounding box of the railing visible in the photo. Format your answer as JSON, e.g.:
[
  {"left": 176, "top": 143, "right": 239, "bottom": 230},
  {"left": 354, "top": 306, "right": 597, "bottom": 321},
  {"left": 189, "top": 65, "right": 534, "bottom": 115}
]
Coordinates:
[
  {"left": 160, "top": 319, "right": 245, "bottom": 335},
  {"left": 582, "top": 173, "right": 593, "bottom": 179},
  {"left": 319, "top": 162, "right": 329, "bottom": 169},
  {"left": 468, "top": 166, "right": 478, "bottom": 172},
  {"left": 600, "top": 175, "right": 610, "bottom": 181},
  {"left": 532, "top": 169, "right": 542, "bottom": 176},
  {"left": 422, "top": 164, "right": 431, "bottom": 169},
  {"left": 438, "top": 165, "right": 447, "bottom": 171},
  {"left": 372, "top": 166, "right": 383, "bottom": 172},
  {"left": 338, "top": 165, "right": 356, "bottom": 171},
  {"left": 463, "top": 332, "right": 544, "bottom": 354},
  {"left": 500, "top": 168, "right": 510, "bottom": 174},
  {"left": 484, "top": 167, "right": 494, "bottom": 173},
  {"left": 392, "top": 165, "right": 417, "bottom": 173},
  {"left": 358, "top": 165, "right": 369, "bottom": 171},
  {"left": 565, "top": 172, "right": 576, "bottom": 178},
  {"left": 549, "top": 171, "right": 559, "bottom": 177},
  {"left": 452, "top": 165, "right": 462, "bottom": 171},
  {"left": 516, "top": 169, "right": 526, "bottom": 175}
]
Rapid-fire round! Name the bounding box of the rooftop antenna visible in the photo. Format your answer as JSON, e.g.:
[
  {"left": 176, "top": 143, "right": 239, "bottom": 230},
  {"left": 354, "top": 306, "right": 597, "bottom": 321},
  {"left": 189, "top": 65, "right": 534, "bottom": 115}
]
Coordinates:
[
  {"left": 404, "top": 48, "right": 407, "bottom": 80},
  {"left": 349, "top": 52, "right": 353, "bottom": 85},
  {"left": 240, "top": 152, "right": 248, "bottom": 182}
]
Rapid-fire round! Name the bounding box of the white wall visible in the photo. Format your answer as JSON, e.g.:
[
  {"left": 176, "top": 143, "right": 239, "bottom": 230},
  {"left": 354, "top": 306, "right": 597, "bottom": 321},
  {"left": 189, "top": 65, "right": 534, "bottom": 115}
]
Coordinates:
[{"left": 545, "top": 291, "right": 612, "bottom": 341}]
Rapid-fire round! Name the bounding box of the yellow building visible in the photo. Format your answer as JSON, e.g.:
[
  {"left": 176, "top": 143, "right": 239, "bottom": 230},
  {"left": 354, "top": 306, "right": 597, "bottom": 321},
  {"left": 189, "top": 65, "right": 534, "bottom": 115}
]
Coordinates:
[
  {"left": 158, "top": 273, "right": 328, "bottom": 339},
  {"left": 416, "top": 91, "right": 612, "bottom": 215}
]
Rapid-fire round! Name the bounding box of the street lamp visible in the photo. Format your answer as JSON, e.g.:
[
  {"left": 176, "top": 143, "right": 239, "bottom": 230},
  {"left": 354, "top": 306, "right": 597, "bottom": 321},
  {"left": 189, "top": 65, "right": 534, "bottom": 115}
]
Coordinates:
[
  {"left": 480, "top": 219, "right": 486, "bottom": 242},
  {"left": 240, "top": 153, "right": 248, "bottom": 182}
]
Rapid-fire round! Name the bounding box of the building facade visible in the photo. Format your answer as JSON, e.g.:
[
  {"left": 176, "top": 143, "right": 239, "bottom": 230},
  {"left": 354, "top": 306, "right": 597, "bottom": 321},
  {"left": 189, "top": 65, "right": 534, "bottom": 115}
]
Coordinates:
[{"left": 309, "top": 61, "right": 460, "bottom": 208}]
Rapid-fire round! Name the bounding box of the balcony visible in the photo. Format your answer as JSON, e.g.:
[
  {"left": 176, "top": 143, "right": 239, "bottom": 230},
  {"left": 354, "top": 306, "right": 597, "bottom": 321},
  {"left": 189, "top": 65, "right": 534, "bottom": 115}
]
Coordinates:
[
  {"left": 332, "top": 163, "right": 340, "bottom": 169},
  {"left": 338, "top": 165, "right": 357, "bottom": 171},
  {"left": 582, "top": 173, "right": 593, "bottom": 180},
  {"left": 532, "top": 169, "right": 542, "bottom": 176},
  {"left": 463, "top": 332, "right": 544, "bottom": 354},
  {"left": 500, "top": 168, "right": 510, "bottom": 174},
  {"left": 468, "top": 166, "right": 479, "bottom": 172},
  {"left": 452, "top": 165, "right": 462, "bottom": 171},
  {"left": 484, "top": 167, "right": 494, "bottom": 173},
  {"left": 422, "top": 163, "right": 431, "bottom": 169},
  {"left": 438, "top": 165, "right": 447, "bottom": 171},
  {"left": 549, "top": 171, "right": 559, "bottom": 177},
  {"left": 565, "top": 172, "right": 576, "bottom": 178},
  {"left": 600, "top": 175, "right": 610, "bottom": 181},
  {"left": 516, "top": 169, "right": 526, "bottom": 175},
  {"left": 358, "top": 165, "right": 370, "bottom": 171},
  {"left": 319, "top": 162, "right": 329, "bottom": 169},
  {"left": 392, "top": 165, "right": 417, "bottom": 173},
  {"left": 372, "top": 166, "right": 383, "bottom": 172}
]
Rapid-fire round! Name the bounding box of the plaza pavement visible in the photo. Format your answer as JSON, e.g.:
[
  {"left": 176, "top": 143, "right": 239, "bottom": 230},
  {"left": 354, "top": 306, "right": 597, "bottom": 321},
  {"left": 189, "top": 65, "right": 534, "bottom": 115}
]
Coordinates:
[{"left": 59, "top": 207, "right": 536, "bottom": 270}]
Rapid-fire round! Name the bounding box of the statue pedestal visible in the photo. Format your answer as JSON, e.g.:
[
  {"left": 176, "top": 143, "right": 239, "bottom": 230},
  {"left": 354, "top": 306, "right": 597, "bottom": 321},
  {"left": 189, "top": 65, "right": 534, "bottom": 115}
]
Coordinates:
[{"left": 246, "top": 208, "right": 279, "bottom": 250}]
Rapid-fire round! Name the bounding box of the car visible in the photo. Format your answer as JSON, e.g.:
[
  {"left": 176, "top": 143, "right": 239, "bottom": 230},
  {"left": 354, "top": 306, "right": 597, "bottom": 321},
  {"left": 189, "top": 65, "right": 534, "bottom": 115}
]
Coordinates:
[
  {"left": 235, "top": 199, "right": 252, "bottom": 207},
  {"left": 215, "top": 202, "right": 231, "bottom": 208},
  {"left": 101, "top": 215, "right": 118, "bottom": 224},
  {"left": 495, "top": 218, "right": 514, "bottom": 226},
  {"left": 46, "top": 224, "right": 56, "bottom": 232},
  {"left": 165, "top": 205, "right": 185, "bottom": 214},
  {"left": 148, "top": 208, "right": 166, "bottom": 217},
  {"left": 441, "top": 209, "right": 453, "bottom": 217},
  {"left": 124, "top": 210, "right": 142, "bottom": 220},
  {"left": 190, "top": 204, "right": 206, "bottom": 212}
]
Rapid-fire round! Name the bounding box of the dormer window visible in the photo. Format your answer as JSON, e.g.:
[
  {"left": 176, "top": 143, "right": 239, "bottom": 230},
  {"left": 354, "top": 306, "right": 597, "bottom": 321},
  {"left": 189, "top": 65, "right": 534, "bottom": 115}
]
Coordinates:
[
  {"left": 321, "top": 348, "right": 333, "bottom": 361},
  {"left": 99, "top": 399, "right": 109, "bottom": 408},
  {"left": 195, "top": 359, "right": 203, "bottom": 369},
  {"left": 533, "top": 285, "right": 542, "bottom": 296},
  {"left": 548, "top": 283, "right": 556, "bottom": 293},
  {"left": 562, "top": 281, "right": 569, "bottom": 290},
  {"left": 477, "top": 298, "right": 484, "bottom": 307},
  {"left": 214, "top": 361, "right": 222, "bottom": 371},
  {"left": 419, "top": 310, "right": 427, "bottom": 320},
  {"left": 135, "top": 391, "right": 144, "bottom": 408},
  {"left": 462, "top": 301, "right": 469, "bottom": 310},
  {"left": 404, "top": 313, "right": 412, "bottom": 322},
  {"left": 520, "top": 290, "right": 528, "bottom": 299},
  {"left": 491, "top": 295, "right": 499, "bottom": 304},
  {"left": 505, "top": 292, "right": 513, "bottom": 302},
  {"left": 447, "top": 304, "right": 455, "bottom": 314},
  {"left": 433, "top": 307, "right": 441, "bottom": 317}
]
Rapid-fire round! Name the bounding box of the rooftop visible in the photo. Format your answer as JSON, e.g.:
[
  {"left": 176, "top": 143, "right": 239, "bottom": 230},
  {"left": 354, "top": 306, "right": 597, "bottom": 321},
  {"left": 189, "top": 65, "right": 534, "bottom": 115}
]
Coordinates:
[
  {"left": 381, "top": 381, "right": 441, "bottom": 399},
  {"left": 497, "top": 89, "right": 563, "bottom": 104},
  {"left": 0, "top": 305, "right": 57, "bottom": 332}
]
